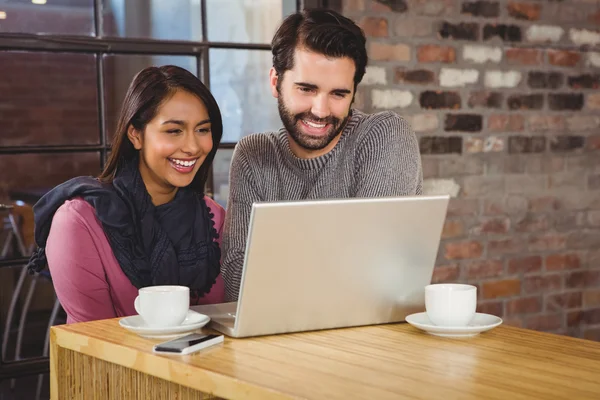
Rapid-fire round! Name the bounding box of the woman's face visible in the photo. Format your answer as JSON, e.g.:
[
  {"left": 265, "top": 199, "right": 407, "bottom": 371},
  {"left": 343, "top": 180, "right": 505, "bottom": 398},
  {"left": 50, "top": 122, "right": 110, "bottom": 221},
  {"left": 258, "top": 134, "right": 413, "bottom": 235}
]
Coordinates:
[{"left": 128, "top": 89, "right": 213, "bottom": 204}]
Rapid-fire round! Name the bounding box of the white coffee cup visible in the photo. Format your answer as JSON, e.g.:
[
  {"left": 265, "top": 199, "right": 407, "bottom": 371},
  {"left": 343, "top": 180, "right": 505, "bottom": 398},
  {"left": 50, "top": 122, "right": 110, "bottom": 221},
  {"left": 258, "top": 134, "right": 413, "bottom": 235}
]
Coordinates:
[
  {"left": 134, "top": 285, "right": 190, "bottom": 328},
  {"left": 425, "top": 283, "right": 477, "bottom": 327}
]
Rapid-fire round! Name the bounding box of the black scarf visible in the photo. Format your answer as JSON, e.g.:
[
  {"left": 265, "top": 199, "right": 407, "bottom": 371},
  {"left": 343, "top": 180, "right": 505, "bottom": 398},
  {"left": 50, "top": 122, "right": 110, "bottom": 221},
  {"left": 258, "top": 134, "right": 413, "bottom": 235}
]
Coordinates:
[{"left": 27, "top": 157, "right": 221, "bottom": 297}]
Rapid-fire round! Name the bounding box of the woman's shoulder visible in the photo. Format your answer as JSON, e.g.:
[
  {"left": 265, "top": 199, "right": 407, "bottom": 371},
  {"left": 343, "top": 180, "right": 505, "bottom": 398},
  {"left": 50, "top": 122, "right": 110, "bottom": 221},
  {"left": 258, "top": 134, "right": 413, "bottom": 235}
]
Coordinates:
[
  {"left": 54, "top": 197, "right": 100, "bottom": 230},
  {"left": 56, "top": 197, "right": 96, "bottom": 218}
]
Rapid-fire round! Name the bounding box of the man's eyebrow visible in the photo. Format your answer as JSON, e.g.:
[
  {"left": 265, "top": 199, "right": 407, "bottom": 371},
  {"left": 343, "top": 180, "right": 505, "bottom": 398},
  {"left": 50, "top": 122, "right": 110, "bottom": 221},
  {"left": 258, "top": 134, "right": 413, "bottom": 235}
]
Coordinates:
[{"left": 295, "top": 82, "right": 352, "bottom": 94}]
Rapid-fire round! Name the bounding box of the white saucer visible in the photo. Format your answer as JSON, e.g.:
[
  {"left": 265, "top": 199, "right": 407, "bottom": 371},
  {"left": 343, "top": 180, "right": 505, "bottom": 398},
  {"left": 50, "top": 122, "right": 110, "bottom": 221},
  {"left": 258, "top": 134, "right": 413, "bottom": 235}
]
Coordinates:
[
  {"left": 119, "top": 310, "right": 210, "bottom": 339},
  {"left": 405, "top": 312, "right": 503, "bottom": 338}
]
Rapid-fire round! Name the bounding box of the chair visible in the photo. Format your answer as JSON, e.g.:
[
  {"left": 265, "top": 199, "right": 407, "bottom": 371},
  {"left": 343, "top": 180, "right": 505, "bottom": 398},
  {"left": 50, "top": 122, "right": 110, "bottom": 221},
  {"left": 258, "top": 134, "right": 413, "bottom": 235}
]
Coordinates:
[{"left": 0, "top": 199, "right": 63, "bottom": 398}]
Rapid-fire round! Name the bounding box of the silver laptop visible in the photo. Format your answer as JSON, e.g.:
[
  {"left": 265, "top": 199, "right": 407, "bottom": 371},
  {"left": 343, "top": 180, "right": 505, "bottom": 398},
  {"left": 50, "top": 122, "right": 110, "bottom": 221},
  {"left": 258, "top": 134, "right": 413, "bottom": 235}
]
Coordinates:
[{"left": 192, "top": 195, "right": 450, "bottom": 338}]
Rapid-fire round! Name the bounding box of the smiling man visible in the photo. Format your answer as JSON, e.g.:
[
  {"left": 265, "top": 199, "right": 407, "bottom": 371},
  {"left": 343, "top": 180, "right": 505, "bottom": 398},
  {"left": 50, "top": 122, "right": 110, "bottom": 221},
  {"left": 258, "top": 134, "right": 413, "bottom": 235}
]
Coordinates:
[{"left": 221, "top": 8, "right": 423, "bottom": 301}]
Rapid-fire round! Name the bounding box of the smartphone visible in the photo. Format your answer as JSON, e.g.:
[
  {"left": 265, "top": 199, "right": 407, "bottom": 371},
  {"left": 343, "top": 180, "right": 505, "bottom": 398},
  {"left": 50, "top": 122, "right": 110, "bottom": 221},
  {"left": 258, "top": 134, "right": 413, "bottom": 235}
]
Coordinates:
[{"left": 153, "top": 333, "right": 224, "bottom": 355}]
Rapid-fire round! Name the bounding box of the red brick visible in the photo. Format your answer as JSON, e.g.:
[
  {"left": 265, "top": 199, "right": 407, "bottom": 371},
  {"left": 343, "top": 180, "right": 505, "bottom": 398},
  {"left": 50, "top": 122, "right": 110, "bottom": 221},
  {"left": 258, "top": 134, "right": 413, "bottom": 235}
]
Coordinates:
[
  {"left": 568, "top": 308, "right": 600, "bottom": 326},
  {"left": 370, "top": 0, "right": 407, "bottom": 12},
  {"left": 464, "top": 260, "right": 504, "bottom": 279},
  {"left": 546, "top": 292, "right": 582, "bottom": 311},
  {"left": 488, "top": 114, "right": 525, "bottom": 132},
  {"left": 584, "top": 328, "right": 600, "bottom": 341},
  {"left": 515, "top": 214, "right": 551, "bottom": 233},
  {"left": 447, "top": 198, "right": 479, "bottom": 217},
  {"left": 528, "top": 196, "right": 562, "bottom": 213},
  {"left": 482, "top": 279, "right": 521, "bottom": 299},
  {"left": 528, "top": 234, "right": 567, "bottom": 252},
  {"left": 588, "top": 135, "right": 600, "bottom": 150},
  {"left": 471, "top": 218, "right": 510, "bottom": 235},
  {"left": 444, "top": 241, "right": 483, "bottom": 260},
  {"left": 503, "top": 318, "right": 523, "bottom": 328},
  {"left": 507, "top": 2, "right": 541, "bottom": 20},
  {"left": 545, "top": 253, "right": 581, "bottom": 271},
  {"left": 417, "top": 45, "right": 456, "bottom": 63},
  {"left": 567, "top": 231, "right": 600, "bottom": 250},
  {"left": 584, "top": 289, "right": 600, "bottom": 307},
  {"left": 525, "top": 314, "right": 563, "bottom": 331},
  {"left": 528, "top": 115, "right": 565, "bottom": 132},
  {"left": 523, "top": 274, "right": 562, "bottom": 293},
  {"left": 566, "top": 270, "right": 600, "bottom": 289},
  {"left": 477, "top": 301, "right": 504, "bottom": 317},
  {"left": 488, "top": 239, "right": 526, "bottom": 256},
  {"left": 506, "top": 296, "right": 543, "bottom": 315},
  {"left": 590, "top": 10, "right": 600, "bottom": 25},
  {"left": 360, "top": 17, "right": 388, "bottom": 37},
  {"left": 547, "top": 50, "right": 581, "bottom": 67},
  {"left": 507, "top": 256, "right": 542, "bottom": 275},
  {"left": 506, "top": 48, "right": 542, "bottom": 65},
  {"left": 368, "top": 42, "right": 411, "bottom": 61},
  {"left": 484, "top": 196, "right": 528, "bottom": 216},
  {"left": 431, "top": 264, "right": 460, "bottom": 283},
  {"left": 442, "top": 220, "right": 465, "bottom": 239}
]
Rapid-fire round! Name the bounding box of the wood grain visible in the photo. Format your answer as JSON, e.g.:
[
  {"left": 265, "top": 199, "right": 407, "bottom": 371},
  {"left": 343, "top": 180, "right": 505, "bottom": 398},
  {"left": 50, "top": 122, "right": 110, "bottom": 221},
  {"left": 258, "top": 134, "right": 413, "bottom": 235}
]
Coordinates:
[{"left": 51, "top": 318, "right": 600, "bottom": 400}]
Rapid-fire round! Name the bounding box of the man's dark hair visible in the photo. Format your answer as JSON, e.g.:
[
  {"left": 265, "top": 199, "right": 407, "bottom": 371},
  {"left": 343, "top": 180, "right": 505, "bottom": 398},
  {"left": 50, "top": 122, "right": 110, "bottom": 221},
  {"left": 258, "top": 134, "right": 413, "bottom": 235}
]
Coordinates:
[{"left": 271, "top": 8, "right": 368, "bottom": 91}]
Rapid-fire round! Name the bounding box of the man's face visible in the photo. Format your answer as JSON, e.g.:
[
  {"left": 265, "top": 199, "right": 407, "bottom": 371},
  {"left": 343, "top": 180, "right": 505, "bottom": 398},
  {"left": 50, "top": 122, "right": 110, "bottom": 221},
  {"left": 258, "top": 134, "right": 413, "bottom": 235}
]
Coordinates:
[{"left": 270, "top": 47, "right": 356, "bottom": 159}]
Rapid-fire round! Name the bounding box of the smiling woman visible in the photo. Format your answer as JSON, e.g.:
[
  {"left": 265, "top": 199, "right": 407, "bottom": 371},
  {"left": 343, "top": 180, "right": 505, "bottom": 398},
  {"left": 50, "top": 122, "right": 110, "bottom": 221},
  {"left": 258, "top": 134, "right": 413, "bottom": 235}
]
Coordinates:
[{"left": 25, "top": 65, "right": 227, "bottom": 324}]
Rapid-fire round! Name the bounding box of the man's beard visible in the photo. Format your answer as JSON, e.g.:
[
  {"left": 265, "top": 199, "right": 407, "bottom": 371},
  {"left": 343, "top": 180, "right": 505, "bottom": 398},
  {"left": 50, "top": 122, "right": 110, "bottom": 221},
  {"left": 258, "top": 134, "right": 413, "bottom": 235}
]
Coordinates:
[{"left": 277, "top": 96, "right": 349, "bottom": 151}]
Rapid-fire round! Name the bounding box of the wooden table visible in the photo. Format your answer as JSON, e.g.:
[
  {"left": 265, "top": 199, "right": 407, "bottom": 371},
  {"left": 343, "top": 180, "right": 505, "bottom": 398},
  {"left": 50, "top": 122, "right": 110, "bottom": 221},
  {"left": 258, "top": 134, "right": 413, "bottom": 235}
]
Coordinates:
[{"left": 50, "top": 318, "right": 600, "bottom": 400}]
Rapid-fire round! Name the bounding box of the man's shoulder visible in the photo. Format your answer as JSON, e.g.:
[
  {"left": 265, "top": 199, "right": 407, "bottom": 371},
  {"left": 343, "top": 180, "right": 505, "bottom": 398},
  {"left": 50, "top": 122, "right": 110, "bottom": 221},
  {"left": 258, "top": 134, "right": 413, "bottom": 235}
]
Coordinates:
[
  {"left": 351, "top": 110, "right": 414, "bottom": 143},
  {"left": 235, "top": 131, "right": 283, "bottom": 160},
  {"left": 354, "top": 109, "right": 412, "bottom": 133}
]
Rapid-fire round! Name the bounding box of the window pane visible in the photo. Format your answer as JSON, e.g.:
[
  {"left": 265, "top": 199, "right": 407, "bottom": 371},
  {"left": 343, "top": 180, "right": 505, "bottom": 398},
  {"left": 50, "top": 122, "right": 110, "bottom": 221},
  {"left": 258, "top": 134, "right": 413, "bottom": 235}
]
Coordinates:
[
  {"left": 103, "top": 54, "right": 198, "bottom": 142},
  {"left": 210, "top": 49, "right": 281, "bottom": 143},
  {"left": 0, "top": 52, "right": 99, "bottom": 147},
  {"left": 0, "top": 0, "right": 94, "bottom": 35},
  {"left": 206, "top": 0, "right": 296, "bottom": 44},
  {"left": 102, "top": 0, "right": 202, "bottom": 41},
  {"left": 211, "top": 149, "right": 233, "bottom": 208},
  {"left": 0, "top": 152, "right": 101, "bottom": 206}
]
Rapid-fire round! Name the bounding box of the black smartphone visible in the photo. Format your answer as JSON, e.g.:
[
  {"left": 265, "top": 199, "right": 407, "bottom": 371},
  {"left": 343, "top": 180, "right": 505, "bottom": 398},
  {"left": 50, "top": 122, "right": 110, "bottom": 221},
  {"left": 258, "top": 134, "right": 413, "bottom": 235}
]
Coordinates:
[{"left": 153, "top": 333, "right": 224, "bottom": 355}]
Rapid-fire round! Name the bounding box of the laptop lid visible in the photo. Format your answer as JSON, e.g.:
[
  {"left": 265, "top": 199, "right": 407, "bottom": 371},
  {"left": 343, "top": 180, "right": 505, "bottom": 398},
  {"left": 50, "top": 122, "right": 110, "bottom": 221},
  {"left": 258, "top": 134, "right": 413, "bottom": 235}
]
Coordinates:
[{"left": 231, "top": 195, "right": 449, "bottom": 338}]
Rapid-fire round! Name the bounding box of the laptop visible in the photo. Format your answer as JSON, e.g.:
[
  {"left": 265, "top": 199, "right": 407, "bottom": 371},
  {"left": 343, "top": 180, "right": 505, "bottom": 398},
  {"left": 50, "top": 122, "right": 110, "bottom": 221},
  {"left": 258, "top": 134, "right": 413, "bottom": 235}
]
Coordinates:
[{"left": 192, "top": 195, "right": 450, "bottom": 338}]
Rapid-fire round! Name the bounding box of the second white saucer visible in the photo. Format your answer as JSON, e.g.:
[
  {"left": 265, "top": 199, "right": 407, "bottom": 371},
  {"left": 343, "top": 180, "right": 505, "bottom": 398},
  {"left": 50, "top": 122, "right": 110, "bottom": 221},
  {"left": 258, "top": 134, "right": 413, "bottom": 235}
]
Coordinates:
[{"left": 405, "top": 312, "right": 503, "bottom": 338}]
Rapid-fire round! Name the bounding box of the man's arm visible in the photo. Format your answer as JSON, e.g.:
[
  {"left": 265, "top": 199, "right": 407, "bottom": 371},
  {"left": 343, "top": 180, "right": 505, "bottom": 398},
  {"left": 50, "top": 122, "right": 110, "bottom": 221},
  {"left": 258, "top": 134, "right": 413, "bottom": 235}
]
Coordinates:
[
  {"left": 354, "top": 113, "right": 423, "bottom": 197},
  {"left": 221, "top": 144, "right": 262, "bottom": 301}
]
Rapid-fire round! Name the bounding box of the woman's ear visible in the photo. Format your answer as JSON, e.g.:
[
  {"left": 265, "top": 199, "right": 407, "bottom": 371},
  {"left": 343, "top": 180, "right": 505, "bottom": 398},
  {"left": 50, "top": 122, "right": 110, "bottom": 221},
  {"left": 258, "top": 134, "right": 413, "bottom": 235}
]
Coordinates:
[{"left": 127, "top": 125, "right": 143, "bottom": 150}]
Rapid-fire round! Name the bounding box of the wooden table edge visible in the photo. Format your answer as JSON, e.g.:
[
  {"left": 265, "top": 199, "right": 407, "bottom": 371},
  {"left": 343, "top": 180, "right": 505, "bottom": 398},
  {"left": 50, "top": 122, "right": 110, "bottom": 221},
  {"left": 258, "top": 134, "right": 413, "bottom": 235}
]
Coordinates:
[{"left": 49, "top": 323, "right": 299, "bottom": 400}]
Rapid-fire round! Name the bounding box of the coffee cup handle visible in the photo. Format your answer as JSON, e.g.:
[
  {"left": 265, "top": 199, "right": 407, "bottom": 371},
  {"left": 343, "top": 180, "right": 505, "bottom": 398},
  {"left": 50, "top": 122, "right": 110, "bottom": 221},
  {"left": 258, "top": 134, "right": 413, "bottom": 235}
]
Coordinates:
[{"left": 134, "top": 296, "right": 141, "bottom": 315}]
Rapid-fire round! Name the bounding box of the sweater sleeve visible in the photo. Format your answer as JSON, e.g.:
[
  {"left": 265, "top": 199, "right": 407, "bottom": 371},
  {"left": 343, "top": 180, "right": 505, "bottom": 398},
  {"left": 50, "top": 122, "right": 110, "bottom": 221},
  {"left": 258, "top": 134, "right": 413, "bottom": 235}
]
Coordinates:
[
  {"left": 45, "top": 200, "right": 118, "bottom": 323},
  {"left": 353, "top": 113, "right": 423, "bottom": 197},
  {"left": 221, "top": 143, "right": 262, "bottom": 302}
]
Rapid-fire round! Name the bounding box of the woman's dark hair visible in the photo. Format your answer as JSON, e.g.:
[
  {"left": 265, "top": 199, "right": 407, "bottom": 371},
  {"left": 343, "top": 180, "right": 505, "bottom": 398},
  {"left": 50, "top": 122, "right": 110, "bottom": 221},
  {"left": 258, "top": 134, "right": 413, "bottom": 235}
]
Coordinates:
[
  {"left": 271, "top": 8, "right": 368, "bottom": 91},
  {"left": 99, "top": 65, "right": 222, "bottom": 194}
]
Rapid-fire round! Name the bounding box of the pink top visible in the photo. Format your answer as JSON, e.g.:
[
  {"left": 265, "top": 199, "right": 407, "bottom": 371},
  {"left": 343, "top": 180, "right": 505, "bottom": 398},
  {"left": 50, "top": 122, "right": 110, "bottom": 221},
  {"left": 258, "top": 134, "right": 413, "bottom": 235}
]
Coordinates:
[{"left": 45, "top": 196, "right": 226, "bottom": 324}]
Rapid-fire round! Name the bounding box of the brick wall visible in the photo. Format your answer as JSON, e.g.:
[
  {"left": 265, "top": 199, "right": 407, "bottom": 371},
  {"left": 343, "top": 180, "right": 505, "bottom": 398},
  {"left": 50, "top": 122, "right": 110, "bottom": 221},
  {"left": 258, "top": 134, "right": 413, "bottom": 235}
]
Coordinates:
[{"left": 343, "top": 0, "right": 600, "bottom": 339}]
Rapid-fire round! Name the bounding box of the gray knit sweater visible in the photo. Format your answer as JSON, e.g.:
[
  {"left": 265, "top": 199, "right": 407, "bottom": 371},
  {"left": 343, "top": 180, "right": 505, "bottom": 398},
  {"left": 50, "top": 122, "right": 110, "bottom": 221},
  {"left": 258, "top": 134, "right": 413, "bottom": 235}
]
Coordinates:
[{"left": 221, "top": 109, "right": 423, "bottom": 301}]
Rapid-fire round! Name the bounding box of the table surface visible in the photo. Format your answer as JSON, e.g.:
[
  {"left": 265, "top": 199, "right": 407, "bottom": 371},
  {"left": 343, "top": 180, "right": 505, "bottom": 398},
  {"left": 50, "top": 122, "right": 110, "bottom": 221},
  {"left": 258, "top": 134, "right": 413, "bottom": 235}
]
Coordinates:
[{"left": 51, "top": 318, "right": 600, "bottom": 400}]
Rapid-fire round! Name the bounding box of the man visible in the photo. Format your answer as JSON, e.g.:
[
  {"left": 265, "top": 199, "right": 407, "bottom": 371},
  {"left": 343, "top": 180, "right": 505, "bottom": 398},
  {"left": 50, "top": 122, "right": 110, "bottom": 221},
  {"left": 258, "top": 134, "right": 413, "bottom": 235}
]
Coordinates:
[{"left": 221, "top": 8, "right": 423, "bottom": 301}]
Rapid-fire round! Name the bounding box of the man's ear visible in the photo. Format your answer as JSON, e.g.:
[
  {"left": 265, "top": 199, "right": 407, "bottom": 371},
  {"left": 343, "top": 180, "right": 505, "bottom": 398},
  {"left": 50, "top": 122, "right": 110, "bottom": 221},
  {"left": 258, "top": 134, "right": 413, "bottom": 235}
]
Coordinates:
[
  {"left": 127, "top": 125, "right": 143, "bottom": 150},
  {"left": 269, "top": 67, "right": 279, "bottom": 98}
]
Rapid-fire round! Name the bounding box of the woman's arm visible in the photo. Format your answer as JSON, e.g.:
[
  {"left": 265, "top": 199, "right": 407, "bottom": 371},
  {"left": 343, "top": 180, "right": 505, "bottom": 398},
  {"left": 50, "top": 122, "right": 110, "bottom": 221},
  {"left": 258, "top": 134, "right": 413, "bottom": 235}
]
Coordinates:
[{"left": 46, "top": 200, "right": 118, "bottom": 323}]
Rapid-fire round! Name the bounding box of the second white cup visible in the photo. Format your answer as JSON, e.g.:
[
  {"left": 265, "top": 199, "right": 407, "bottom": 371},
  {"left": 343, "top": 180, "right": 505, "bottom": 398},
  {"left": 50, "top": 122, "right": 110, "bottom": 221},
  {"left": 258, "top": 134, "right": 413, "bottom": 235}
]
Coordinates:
[
  {"left": 425, "top": 283, "right": 477, "bottom": 327},
  {"left": 134, "top": 285, "right": 190, "bottom": 328}
]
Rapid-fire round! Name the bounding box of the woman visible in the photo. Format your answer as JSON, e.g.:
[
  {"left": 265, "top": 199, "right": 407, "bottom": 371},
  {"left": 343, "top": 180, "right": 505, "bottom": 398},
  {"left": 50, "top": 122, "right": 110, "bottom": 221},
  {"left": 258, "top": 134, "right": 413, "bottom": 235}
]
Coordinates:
[{"left": 27, "top": 65, "right": 225, "bottom": 324}]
